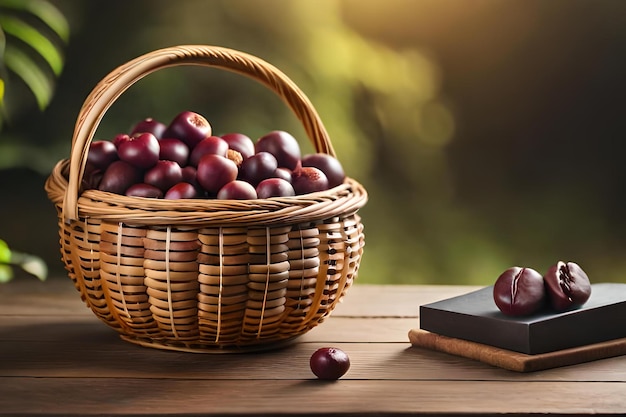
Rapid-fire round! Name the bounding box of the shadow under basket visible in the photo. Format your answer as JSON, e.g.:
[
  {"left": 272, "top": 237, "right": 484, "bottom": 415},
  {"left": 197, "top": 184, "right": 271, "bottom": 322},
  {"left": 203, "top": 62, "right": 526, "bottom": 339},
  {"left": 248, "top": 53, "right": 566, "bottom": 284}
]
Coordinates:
[{"left": 44, "top": 45, "right": 368, "bottom": 353}]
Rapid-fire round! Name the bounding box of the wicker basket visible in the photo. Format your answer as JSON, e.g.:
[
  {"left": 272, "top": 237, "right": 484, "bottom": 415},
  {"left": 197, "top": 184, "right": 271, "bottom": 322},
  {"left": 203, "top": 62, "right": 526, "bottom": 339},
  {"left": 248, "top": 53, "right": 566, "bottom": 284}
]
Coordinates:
[{"left": 45, "top": 45, "right": 367, "bottom": 352}]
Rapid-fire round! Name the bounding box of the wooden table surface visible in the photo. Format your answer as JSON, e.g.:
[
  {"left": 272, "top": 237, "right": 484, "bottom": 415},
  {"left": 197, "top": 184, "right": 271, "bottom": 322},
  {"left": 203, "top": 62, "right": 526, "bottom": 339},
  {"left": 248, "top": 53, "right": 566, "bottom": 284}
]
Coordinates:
[{"left": 1, "top": 278, "right": 625, "bottom": 416}]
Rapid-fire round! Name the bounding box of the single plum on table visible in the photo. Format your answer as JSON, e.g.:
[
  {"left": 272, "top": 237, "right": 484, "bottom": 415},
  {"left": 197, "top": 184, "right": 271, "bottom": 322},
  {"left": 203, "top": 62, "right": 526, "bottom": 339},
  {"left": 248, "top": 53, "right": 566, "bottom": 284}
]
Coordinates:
[{"left": 310, "top": 347, "right": 350, "bottom": 380}]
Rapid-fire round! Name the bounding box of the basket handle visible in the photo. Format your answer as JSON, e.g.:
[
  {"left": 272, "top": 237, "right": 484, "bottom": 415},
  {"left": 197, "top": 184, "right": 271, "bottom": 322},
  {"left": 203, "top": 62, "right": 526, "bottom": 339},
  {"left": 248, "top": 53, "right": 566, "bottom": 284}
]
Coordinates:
[{"left": 63, "top": 44, "right": 334, "bottom": 221}]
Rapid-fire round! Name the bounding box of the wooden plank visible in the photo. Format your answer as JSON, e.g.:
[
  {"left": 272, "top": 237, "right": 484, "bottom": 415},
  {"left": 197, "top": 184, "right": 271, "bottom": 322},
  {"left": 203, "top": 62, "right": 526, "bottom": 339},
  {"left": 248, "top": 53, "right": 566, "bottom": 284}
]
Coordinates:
[
  {"left": 2, "top": 321, "right": 626, "bottom": 382},
  {"left": 0, "top": 378, "right": 624, "bottom": 416},
  {"left": 302, "top": 317, "right": 417, "bottom": 343},
  {"left": 332, "top": 284, "right": 477, "bottom": 317},
  {"left": 0, "top": 278, "right": 88, "bottom": 316}
]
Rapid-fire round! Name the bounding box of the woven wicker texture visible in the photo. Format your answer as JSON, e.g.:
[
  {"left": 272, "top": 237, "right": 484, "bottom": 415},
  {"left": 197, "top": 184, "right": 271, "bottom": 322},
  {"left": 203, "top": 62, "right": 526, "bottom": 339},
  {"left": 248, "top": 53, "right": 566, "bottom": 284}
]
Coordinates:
[{"left": 45, "top": 45, "right": 367, "bottom": 352}]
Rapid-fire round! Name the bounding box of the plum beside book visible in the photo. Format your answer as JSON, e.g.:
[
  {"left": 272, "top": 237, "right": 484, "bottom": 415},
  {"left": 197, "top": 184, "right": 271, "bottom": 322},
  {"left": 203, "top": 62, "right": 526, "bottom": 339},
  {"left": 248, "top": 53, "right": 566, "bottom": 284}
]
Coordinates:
[{"left": 420, "top": 283, "right": 626, "bottom": 354}]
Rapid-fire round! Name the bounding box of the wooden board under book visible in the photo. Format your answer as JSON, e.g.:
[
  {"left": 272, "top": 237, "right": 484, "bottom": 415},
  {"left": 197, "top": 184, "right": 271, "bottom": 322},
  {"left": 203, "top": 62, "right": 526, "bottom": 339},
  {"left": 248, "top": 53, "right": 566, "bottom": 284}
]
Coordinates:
[
  {"left": 409, "top": 328, "right": 626, "bottom": 372},
  {"left": 412, "top": 283, "right": 626, "bottom": 371}
]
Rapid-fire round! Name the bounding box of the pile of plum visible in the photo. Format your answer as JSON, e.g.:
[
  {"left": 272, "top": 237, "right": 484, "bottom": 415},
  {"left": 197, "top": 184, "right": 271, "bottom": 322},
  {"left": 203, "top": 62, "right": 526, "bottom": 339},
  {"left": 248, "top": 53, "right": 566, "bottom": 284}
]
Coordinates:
[{"left": 84, "top": 110, "right": 345, "bottom": 200}]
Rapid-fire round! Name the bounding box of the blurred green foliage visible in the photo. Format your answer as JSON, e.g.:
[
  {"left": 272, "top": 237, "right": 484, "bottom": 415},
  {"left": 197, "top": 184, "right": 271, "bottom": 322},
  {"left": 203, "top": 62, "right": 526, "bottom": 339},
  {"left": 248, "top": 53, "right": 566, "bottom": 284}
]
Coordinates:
[
  {"left": 0, "top": 0, "right": 69, "bottom": 129},
  {"left": 0, "top": 238, "right": 47, "bottom": 283},
  {"left": 1, "top": 0, "right": 625, "bottom": 285},
  {"left": 0, "top": 0, "right": 68, "bottom": 282}
]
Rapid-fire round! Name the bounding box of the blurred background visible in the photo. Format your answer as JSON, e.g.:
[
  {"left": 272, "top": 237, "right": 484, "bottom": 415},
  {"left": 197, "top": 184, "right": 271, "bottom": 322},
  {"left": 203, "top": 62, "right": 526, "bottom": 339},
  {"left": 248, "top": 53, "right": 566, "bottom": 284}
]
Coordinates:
[{"left": 1, "top": 0, "right": 625, "bottom": 285}]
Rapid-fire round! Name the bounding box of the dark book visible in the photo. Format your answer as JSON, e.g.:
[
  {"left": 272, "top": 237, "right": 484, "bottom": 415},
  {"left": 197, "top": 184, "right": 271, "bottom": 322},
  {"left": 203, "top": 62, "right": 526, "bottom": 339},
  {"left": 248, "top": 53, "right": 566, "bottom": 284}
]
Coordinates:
[{"left": 419, "top": 283, "right": 626, "bottom": 354}]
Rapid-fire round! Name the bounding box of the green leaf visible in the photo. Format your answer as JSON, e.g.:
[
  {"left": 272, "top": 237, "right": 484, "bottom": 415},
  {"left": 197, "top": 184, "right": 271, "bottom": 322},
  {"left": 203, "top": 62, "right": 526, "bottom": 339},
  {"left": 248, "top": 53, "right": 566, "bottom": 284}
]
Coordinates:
[
  {"left": 0, "top": 22, "right": 5, "bottom": 60},
  {"left": 0, "top": 0, "right": 69, "bottom": 43},
  {"left": 15, "top": 254, "right": 47, "bottom": 281},
  {"left": 3, "top": 44, "right": 54, "bottom": 110},
  {"left": 0, "top": 264, "right": 13, "bottom": 283},
  {"left": 0, "top": 239, "right": 11, "bottom": 264},
  {"left": 0, "top": 240, "right": 47, "bottom": 282},
  {"left": 0, "top": 25, "right": 5, "bottom": 107},
  {"left": 0, "top": 14, "right": 64, "bottom": 75},
  {"left": 0, "top": 0, "right": 69, "bottom": 128}
]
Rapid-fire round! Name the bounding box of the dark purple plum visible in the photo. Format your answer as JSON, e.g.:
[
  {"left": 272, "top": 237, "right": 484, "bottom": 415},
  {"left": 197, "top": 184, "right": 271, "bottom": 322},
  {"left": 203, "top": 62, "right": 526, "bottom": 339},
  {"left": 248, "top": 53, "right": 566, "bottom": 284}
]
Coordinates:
[
  {"left": 256, "top": 178, "right": 295, "bottom": 198},
  {"left": 163, "top": 110, "right": 212, "bottom": 148},
  {"left": 310, "top": 347, "right": 350, "bottom": 380},
  {"left": 165, "top": 182, "right": 200, "bottom": 199},
  {"left": 221, "top": 132, "right": 255, "bottom": 160},
  {"left": 544, "top": 261, "right": 592, "bottom": 312},
  {"left": 81, "top": 163, "right": 103, "bottom": 192},
  {"left": 144, "top": 160, "right": 183, "bottom": 191},
  {"left": 217, "top": 180, "right": 258, "bottom": 200},
  {"left": 158, "top": 138, "right": 189, "bottom": 166},
  {"left": 272, "top": 167, "right": 292, "bottom": 183},
  {"left": 125, "top": 183, "right": 164, "bottom": 198},
  {"left": 87, "top": 140, "right": 119, "bottom": 170},
  {"left": 196, "top": 154, "right": 238, "bottom": 193},
  {"left": 189, "top": 136, "right": 228, "bottom": 166},
  {"left": 117, "top": 132, "right": 160, "bottom": 169},
  {"left": 493, "top": 267, "right": 546, "bottom": 316},
  {"left": 181, "top": 165, "right": 198, "bottom": 185},
  {"left": 239, "top": 151, "right": 278, "bottom": 186},
  {"left": 302, "top": 153, "right": 345, "bottom": 188},
  {"left": 255, "top": 130, "right": 301, "bottom": 170},
  {"left": 98, "top": 160, "right": 144, "bottom": 195},
  {"left": 112, "top": 133, "right": 132, "bottom": 149},
  {"left": 130, "top": 117, "right": 167, "bottom": 139},
  {"left": 292, "top": 167, "right": 329, "bottom": 195}
]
